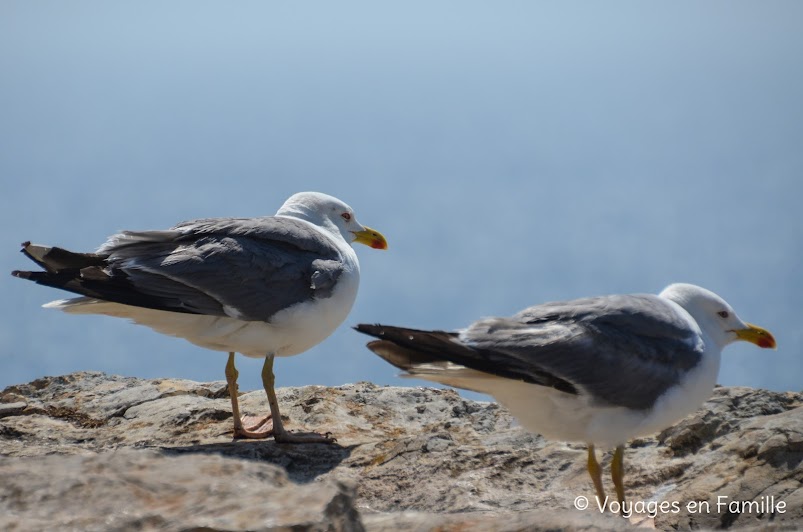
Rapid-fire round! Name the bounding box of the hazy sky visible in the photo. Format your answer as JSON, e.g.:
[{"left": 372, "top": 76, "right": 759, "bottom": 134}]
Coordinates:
[{"left": 2, "top": 2, "right": 801, "bottom": 398}]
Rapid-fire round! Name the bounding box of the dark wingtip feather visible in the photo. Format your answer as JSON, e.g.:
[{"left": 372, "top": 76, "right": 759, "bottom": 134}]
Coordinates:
[
  {"left": 359, "top": 321, "right": 580, "bottom": 395},
  {"left": 19, "top": 241, "right": 50, "bottom": 270},
  {"left": 18, "top": 243, "right": 106, "bottom": 273},
  {"left": 364, "top": 339, "right": 431, "bottom": 371},
  {"left": 353, "top": 323, "right": 386, "bottom": 337}
]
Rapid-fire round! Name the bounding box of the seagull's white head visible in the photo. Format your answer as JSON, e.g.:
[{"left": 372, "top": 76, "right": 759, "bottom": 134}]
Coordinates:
[
  {"left": 660, "top": 283, "right": 776, "bottom": 350},
  {"left": 277, "top": 192, "right": 388, "bottom": 250}
]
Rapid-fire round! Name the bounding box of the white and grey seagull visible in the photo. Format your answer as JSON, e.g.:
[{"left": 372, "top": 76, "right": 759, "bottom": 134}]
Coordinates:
[
  {"left": 356, "top": 283, "right": 775, "bottom": 505},
  {"left": 13, "top": 191, "right": 388, "bottom": 443}
]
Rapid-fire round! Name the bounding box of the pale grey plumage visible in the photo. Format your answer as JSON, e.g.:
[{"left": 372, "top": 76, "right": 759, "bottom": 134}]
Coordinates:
[
  {"left": 91, "top": 216, "right": 346, "bottom": 321},
  {"left": 459, "top": 294, "right": 704, "bottom": 410}
]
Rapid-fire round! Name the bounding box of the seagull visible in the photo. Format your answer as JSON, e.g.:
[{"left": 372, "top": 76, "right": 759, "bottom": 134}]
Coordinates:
[
  {"left": 355, "top": 283, "right": 775, "bottom": 505},
  {"left": 13, "top": 191, "right": 388, "bottom": 443}
]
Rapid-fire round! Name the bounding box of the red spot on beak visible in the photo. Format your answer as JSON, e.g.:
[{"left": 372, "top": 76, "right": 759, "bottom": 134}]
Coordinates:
[{"left": 355, "top": 226, "right": 388, "bottom": 250}]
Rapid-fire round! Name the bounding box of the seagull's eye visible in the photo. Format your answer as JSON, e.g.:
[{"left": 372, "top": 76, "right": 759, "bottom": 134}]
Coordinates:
[
  {"left": 341, "top": 212, "right": 352, "bottom": 222},
  {"left": 717, "top": 311, "right": 729, "bottom": 319}
]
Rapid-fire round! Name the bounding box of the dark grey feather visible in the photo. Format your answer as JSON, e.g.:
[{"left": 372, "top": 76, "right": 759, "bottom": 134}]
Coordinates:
[
  {"left": 459, "top": 294, "right": 703, "bottom": 409},
  {"left": 15, "top": 217, "right": 346, "bottom": 322},
  {"left": 355, "top": 324, "right": 579, "bottom": 395},
  {"left": 357, "top": 294, "right": 704, "bottom": 411}
]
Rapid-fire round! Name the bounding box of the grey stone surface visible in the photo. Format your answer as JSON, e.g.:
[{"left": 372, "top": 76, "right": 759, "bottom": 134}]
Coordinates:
[
  {"left": 1, "top": 372, "right": 801, "bottom": 531},
  {"left": 0, "top": 450, "right": 361, "bottom": 532}
]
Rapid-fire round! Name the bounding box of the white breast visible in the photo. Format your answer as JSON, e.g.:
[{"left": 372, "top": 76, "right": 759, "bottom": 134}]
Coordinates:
[
  {"left": 421, "top": 336, "right": 721, "bottom": 448},
  {"left": 483, "top": 351, "right": 721, "bottom": 447}
]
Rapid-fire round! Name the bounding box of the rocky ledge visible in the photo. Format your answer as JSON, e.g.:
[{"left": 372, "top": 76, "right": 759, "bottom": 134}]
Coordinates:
[{"left": 0, "top": 371, "right": 801, "bottom": 531}]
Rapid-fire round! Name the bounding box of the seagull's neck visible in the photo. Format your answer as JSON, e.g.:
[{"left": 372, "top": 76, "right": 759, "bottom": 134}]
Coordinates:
[
  {"left": 275, "top": 209, "right": 354, "bottom": 250},
  {"left": 696, "top": 315, "right": 734, "bottom": 351},
  {"left": 275, "top": 202, "right": 317, "bottom": 222},
  {"left": 666, "top": 300, "right": 731, "bottom": 353},
  {"left": 276, "top": 205, "right": 336, "bottom": 234}
]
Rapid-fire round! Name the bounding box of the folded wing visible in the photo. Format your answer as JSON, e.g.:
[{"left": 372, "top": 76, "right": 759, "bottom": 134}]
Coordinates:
[{"left": 14, "top": 216, "right": 345, "bottom": 322}]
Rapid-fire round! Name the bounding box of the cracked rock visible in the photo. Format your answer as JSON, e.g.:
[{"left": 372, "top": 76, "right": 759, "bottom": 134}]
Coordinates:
[{"left": 1, "top": 372, "right": 801, "bottom": 531}]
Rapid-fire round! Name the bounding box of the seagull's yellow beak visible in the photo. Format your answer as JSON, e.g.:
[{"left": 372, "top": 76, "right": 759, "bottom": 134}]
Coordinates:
[
  {"left": 352, "top": 226, "right": 388, "bottom": 250},
  {"left": 733, "top": 323, "right": 776, "bottom": 349}
]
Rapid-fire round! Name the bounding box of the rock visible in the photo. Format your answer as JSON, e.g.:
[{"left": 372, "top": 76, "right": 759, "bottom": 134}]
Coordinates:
[
  {"left": 0, "top": 402, "right": 26, "bottom": 418},
  {"left": 1, "top": 372, "right": 802, "bottom": 531},
  {"left": 654, "top": 387, "right": 803, "bottom": 530},
  {"left": 0, "top": 450, "right": 361, "bottom": 532}
]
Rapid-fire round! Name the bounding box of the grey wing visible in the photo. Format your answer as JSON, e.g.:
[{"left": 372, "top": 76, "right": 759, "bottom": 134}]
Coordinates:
[
  {"left": 102, "top": 217, "right": 345, "bottom": 321},
  {"left": 101, "top": 216, "right": 338, "bottom": 257},
  {"left": 171, "top": 215, "right": 339, "bottom": 257},
  {"left": 462, "top": 294, "right": 704, "bottom": 410}
]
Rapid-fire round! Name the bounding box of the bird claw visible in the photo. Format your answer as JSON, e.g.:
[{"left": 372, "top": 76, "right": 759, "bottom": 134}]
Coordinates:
[{"left": 233, "top": 415, "right": 274, "bottom": 439}]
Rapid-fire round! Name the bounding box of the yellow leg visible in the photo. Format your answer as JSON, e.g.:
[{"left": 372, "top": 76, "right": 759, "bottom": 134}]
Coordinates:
[
  {"left": 587, "top": 444, "right": 606, "bottom": 503},
  {"left": 225, "top": 352, "right": 271, "bottom": 439},
  {"left": 225, "top": 352, "right": 242, "bottom": 426},
  {"left": 261, "top": 353, "right": 284, "bottom": 435},
  {"left": 260, "top": 354, "right": 335, "bottom": 444},
  {"left": 611, "top": 444, "right": 626, "bottom": 509}
]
